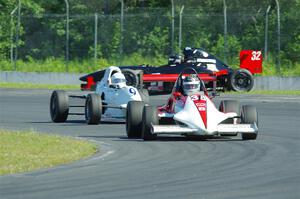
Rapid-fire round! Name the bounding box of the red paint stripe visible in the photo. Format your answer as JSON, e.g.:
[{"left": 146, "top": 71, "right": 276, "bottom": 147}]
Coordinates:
[
  {"left": 192, "top": 97, "right": 207, "bottom": 128},
  {"left": 212, "top": 69, "right": 229, "bottom": 76},
  {"left": 143, "top": 74, "right": 217, "bottom": 82}
]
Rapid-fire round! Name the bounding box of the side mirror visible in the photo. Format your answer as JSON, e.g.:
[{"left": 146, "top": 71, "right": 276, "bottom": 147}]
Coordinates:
[{"left": 173, "top": 92, "right": 182, "bottom": 98}]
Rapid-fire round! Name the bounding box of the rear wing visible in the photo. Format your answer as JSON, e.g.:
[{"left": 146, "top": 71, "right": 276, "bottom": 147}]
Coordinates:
[
  {"left": 81, "top": 76, "right": 97, "bottom": 91},
  {"left": 80, "top": 70, "right": 104, "bottom": 91},
  {"left": 240, "top": 50, "right": 262, "bottom": 74}
]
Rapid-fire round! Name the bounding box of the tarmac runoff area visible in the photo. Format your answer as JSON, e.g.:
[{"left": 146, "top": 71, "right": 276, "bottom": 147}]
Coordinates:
[{"left": 0, "top": 88, "right": 299, "bottom": 199}]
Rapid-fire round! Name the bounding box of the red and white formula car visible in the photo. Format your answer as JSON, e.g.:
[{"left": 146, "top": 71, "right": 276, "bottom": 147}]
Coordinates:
[{"left": 126, "top": 67, "right": 258, "bottom": 140}]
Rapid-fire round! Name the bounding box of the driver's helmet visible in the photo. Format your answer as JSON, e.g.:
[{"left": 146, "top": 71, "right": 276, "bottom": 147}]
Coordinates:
[
  {"left": 111, "top": 72, "right": 126, "bottom": 88},
  {"left": 168, "top": 54, "right": 182, "bottom": 65},
  {"left": 183, "top": 47, "right": 194, "bottom": 62},
  {"left": 182, "top": 75, "right": 200, "bottom": 95}
]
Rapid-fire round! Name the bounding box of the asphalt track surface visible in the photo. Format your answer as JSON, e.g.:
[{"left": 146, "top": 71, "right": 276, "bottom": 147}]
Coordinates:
[{"left": 0, "top": 88, "right": 299, "bottom": 199}]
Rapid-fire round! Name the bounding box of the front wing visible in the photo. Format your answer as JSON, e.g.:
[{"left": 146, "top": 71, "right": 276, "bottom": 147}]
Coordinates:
[{"left": 151, "top": 123, "right": 258, "bottom": 135}]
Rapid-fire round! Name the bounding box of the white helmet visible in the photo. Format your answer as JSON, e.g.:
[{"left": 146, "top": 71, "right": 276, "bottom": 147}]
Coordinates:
[
  {"left": 182, "top": 75, "right": 200, "bottom": 95},
  {"left": 111, "top": 72, "right": 126, "bottom": 88}
]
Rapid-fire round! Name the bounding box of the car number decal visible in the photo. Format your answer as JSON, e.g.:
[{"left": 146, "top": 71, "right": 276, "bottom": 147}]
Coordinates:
[
  {"left": 129, "top": 88, "right": 136, "bottom": 95},
  {"left": 190, "top": 95, "right": 199, "bottom": 100},
  {"left": 191, "top": 95, "right": 205, "bottom": 101}
]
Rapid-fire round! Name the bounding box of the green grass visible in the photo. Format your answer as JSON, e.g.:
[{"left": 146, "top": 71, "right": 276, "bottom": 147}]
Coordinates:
[
  {"left": 261, "top": 59, "right": 300, "bottom": 76},
  {"left": 224, "top": 90, "right": 300, "bottom": 95},
  {"left": 0, "top": 54, "right": 166, "bottom": 73},
  {"left": 0, "top": 82, "right": 79, "bottom": 90},
  {"left": 1, "top": 55, "right": 299, "bottom": 76},
  {"left": 0, "top": 129, "right": 97, "bottom": 175}
]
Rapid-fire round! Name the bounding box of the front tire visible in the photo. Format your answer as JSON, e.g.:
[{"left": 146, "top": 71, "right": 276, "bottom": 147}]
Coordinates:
[
  {"left": 126, "top": 101, "right": 145, "bottom": 138},
  {"left": 219, "top": 100, "right": 240, "bottom": 136},
  {"left": 50, "top": 90, "right": 69, "bottom": 122},
  {"left": 142, "top": 106, "right": 158, "bottom": 141},
  {"left": 85, "top": 93, "right": 102, "bottom": 125},
  {"left": 219, "top": 100, "right": 240, "bottom": 124},
  {"left": 241, "top": 105, "right": 258, "bottom": 140}
]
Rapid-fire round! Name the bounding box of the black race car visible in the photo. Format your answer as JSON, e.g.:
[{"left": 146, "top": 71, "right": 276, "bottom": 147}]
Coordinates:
[{"left": 80, "top": 47, "right": 256, "bottom": 93}]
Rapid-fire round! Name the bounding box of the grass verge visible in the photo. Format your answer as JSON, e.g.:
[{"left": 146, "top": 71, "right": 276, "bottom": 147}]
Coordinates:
[
  {"left": 0, "top": 129, "right": 97, "bottom": 175},
  {"left": 0, "top": 82, "right": 79, "bottom": 90},
  {"left": 1, "top": 57, "right": 299, "bottom": 76},
  {"left": 0, "top": 55, "right": 166, "bottom": 73}
]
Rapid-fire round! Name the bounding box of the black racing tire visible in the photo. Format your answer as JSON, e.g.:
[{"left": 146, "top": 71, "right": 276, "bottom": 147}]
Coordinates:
[
  {"left": 219, "top": 100, "right": 240, "bottom": 124},
  {"left": 122, "top": 69, "right": 138, "bottom": 87},
  {"left": 138, "top": 88, "right": 149, "bottom": 104},
  {"left": 126, "top": 101, "right": 145, "bottom": 138},
  {"left": 241, "top": 105, "right": 258, "bottom": 140},
  {"left": 50, "top": 90, "right": 69, "bottom": 122},
  {"left": 230, "top": 69, "right": 254, "bottom": 92},
  {"left": 142, "top": 106, "right": 158, "bottom": 141},
  {"left": 85, "top": 93, "right": 102, "bottom": 125}
]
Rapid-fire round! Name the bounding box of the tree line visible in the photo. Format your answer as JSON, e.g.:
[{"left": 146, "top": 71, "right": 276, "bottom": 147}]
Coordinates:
[{"left": 0, "top": 0, "right": 299, "bottom": 70}]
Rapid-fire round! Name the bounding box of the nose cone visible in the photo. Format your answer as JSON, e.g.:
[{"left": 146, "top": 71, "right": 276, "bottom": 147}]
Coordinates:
[
  {"left": 122, "top": 87, "right": 142, "bottom": 102},
  {"left": 173, "top": 96, "right": 206, "bottom": 131}
]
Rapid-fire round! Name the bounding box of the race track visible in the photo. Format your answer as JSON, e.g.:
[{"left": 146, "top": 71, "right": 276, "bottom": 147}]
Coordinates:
[{"left": 0, "top": 89, "right": 299, "bottom": 199}]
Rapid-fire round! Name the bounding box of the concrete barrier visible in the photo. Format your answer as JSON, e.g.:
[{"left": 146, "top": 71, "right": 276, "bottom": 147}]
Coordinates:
[
  {"left": 1, "top": 71, "right": 300, "bottom": 90},
  {"left": 253, "top": 76, "right": 300, "bottom": 90},
  {"left": 0, "top": 71, "right": 84, "bottom": 85}
]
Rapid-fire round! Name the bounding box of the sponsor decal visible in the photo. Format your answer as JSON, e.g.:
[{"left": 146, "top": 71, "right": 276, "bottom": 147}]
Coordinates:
[
  {"left": 192, "top": 95, "right": 207, "bottom": 128},
  {"left": 198, "top": 107, "right": 206, "bottom": 111}
]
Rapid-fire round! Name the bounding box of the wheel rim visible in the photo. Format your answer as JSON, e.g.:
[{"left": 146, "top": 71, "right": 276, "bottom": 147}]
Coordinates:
[{"left": 233, "top": 72, "right": 251, "bottom": 90}]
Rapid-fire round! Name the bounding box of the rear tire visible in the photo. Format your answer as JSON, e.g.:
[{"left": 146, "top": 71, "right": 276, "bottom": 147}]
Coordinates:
[
  {"left": 50, "top": 90, "right": 69, "bottom": 122},
  {"left": 126, "top": 101, "right": 145, "bottom": 138},
  {"left": 85, "top": 93, "right": 102, "bottom": 125},
  {"left": 241, "top": 105, "right": 258, "bottom": 140},
  {"left": 230, "top": 69, "right": 254, "bottom": 92},
  {"left": 142, "top": 106, "right": 158, "bottom": 141}
]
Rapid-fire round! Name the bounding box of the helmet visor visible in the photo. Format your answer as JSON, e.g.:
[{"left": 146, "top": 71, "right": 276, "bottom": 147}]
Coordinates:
[
  {"left": 112, "top": 78, "right": 126, "bottom": 84},
  {"left": 183, "top": 83, "right": 200, "bottom": 90}
]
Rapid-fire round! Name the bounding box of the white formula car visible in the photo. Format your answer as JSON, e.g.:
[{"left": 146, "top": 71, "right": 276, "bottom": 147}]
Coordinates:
[
  {"left": 50, "top": 66, "right": 149, "bottom": 124},
  {"left": 126, "top": 67, "right": 258, "bottom": 140}
]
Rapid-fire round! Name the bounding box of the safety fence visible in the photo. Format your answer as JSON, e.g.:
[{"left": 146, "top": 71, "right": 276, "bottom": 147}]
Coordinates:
[{"left": 6, "top": 1, "right": 296, "bottom": 73}]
